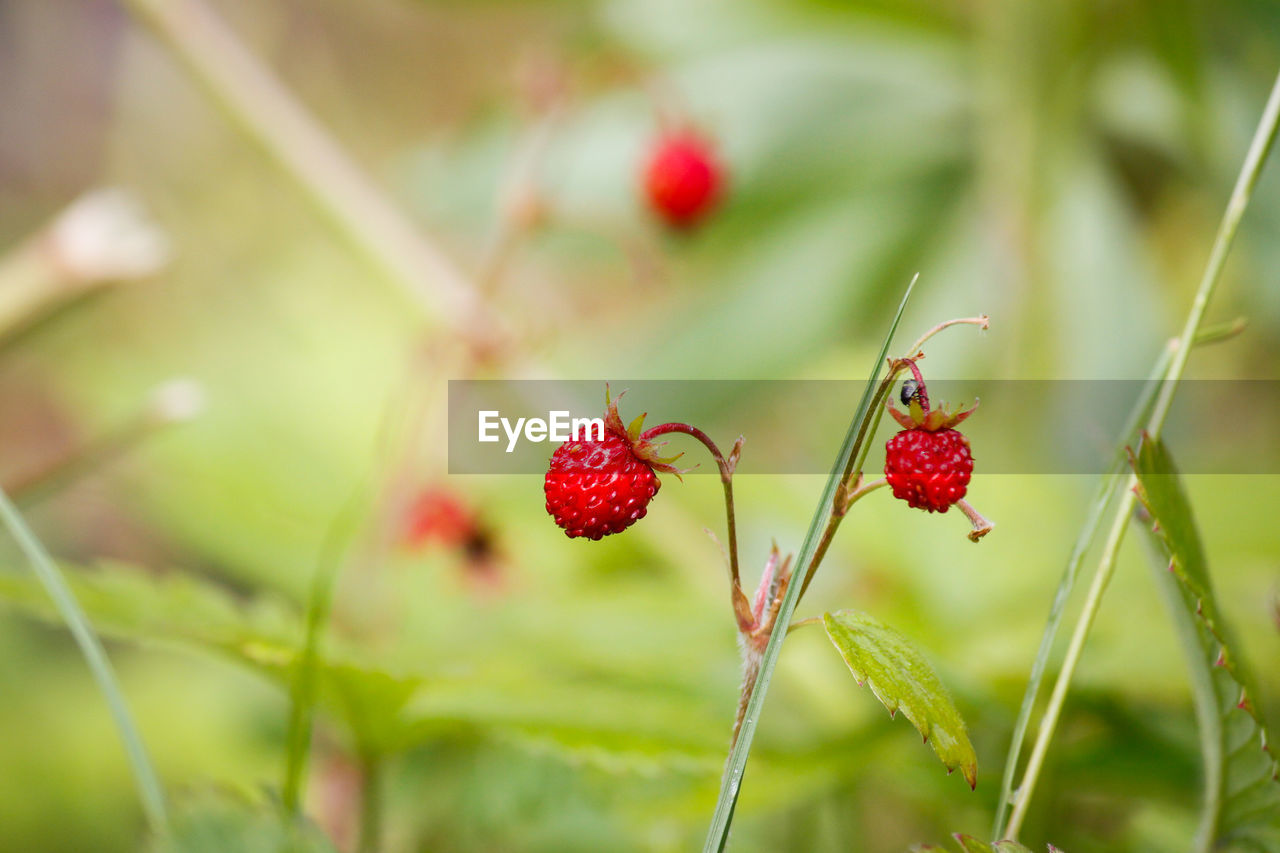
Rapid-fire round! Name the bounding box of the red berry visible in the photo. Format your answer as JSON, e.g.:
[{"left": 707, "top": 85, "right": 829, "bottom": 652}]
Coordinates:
[
  {"left": 882, "top": 360, "right": 979, "bottom": 514},
  {"left": 403, "top": 488, "right": 477, "bottom": 549},
  {"left": 642, "top": 132, "right": 724, "bottom": 229},
  {"left": 545, "top": 431, "right": 661, "bottom": 540},
  {"left": 884, "top": 427, "right": 973, "bottom": 513}
]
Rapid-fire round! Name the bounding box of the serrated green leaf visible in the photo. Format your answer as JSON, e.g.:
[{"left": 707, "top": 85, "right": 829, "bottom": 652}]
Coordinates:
[
  {"left": 1132, "top": 436, "right": 1280, "bottom": 853},
  {"left": 822, "top": 609, "right": 977, "bottom": 789}
]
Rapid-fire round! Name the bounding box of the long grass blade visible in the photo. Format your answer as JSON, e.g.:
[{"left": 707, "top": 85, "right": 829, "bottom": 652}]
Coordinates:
[
  {"left": 702, "top": 274, "right": 918, "bottom": 852},
  {"left": 0, "top": 486, "right": 168, "bottom": 831}
]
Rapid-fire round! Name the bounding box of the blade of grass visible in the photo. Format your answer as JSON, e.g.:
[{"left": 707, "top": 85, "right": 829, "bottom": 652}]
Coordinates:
[
  {"left": 0, "top": 486, "right": 168, "bottom": 831},
  {"left": 702, "top": 274, "right": 917, "bottom": 852},
  {"left": 991, "top": 340, "right": 1172, "bottom": 837},
  {"left": 281, "top": 487, "right": 370, "bottom": 815},
  {"left": 1004, "top": 67, "right": 1280, "bottom": 841},
  {"left": 992, "top": 316, "right": 1246, "bottom": 839}
]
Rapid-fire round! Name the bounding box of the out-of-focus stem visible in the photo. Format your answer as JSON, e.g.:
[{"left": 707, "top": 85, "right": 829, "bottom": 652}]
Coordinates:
[
  {"left": 0, "top": 189, "right": 169, "bottom": 339},
  {"left": 6, "top": 379, "right": 204, "bottom": 508},
  {"left": 356, "top": 754, "right": 383, "bottom": 853},
  {"left": 123, "top": 0, "right": 492, "bottom": 337}
]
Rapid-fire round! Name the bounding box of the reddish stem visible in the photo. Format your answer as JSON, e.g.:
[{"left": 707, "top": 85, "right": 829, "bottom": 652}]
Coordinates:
[{"left": 639, "top": 422, "right": 748, "bottom": 629}]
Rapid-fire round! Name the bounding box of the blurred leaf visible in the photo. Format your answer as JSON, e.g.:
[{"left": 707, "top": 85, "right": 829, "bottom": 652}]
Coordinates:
[
  {"left": 150, "top": 790, "right": 337, "bottom": 853},
  {"left": 0, "top": 560, "right": 299, "bottom": 656},
  {"left": 912, "top": 836, "right": 1061, "bottom": 852},
  {"left": 1132, "top": 436, "right": 1280, "bottom": 853},
  {"left": 0, "top": 562, "right": 726, "bottom": 772},
  {"left": 821, "top": 609, "right": 976, "bottom": 789}
]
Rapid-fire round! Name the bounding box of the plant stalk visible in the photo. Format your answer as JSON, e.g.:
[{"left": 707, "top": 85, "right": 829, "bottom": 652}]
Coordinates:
[{"left": 1004, "top": 67, "right": 1280, "bottom": 841}]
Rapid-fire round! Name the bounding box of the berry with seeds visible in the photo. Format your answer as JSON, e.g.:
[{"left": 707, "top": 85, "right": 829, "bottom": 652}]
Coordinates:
[
  {"left": 884, "top": 361, "right": 978, "bottom": 514},
  {"left": 545, "top": 392, "right": 683, "bottom": 540},
  {"left": 642, "top": 130, "right": 725, "bottom": 229}
]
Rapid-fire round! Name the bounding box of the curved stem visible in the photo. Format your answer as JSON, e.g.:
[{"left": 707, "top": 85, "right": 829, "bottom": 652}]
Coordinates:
[
  {"left": 905, "top": 315, "right": 989, "bottom": 357},
  {"left": 640, "top": 423, "right": 749, "bottom": 626}
]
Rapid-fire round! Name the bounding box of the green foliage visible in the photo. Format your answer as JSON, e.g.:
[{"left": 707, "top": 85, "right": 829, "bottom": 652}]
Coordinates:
[
  {"left": 1131, "top": 436, "right": 1280, "bottom": 853},
  {"left": 912, "top": 837, "right": 1061, "bottom": 852},
  {"left": 151, "top": 791, "right": 337, "bottom": 853},
  {"left": 822, "top": 610, "right": 977, "bottom": 789}
]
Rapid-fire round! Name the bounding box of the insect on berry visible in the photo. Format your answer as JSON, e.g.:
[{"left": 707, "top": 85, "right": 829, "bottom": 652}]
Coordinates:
[{"left": 883, "top": 361, "right": 978, "bottom": 514}]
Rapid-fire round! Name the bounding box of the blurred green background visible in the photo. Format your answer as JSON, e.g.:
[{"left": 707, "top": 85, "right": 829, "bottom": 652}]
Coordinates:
[{"left": 1, "top": 0, "right": 1279, "bottom": 850}]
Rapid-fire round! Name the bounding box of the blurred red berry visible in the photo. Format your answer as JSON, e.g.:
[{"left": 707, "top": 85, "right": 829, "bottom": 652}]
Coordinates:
[
  {"left": 642, "top": 131, "right": 724, "bottom": 229},
  {"left": 403, "top": 488, "right": 477, "bottom": 549}
]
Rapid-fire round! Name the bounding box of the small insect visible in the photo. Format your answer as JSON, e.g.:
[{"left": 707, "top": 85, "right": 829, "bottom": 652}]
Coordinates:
[{"left": 900, "top": 379, "right": 920, "bottom": 406}]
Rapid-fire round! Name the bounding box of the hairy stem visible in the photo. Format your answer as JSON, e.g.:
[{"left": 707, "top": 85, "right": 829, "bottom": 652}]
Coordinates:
[{"left": 640, "top": 423, "right": 750, "bottom": 626}]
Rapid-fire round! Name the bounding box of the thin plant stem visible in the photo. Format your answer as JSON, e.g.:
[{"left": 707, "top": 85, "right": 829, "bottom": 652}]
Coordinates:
[
  {"left": 281, "top": 487, "right": 369, "bottom": 814},
  {"left": 1004, "top": 67, "right": 1280, "bottom": 841},
  {"left": 992, "top": 317, "right": 1246, "bottom": 839},
  {"left": 639, "top": 422, "right": 749, "bottom": 625},
  {"left": 357, "top": 754, "right": 383, "bottom": 853},
  {"left": 905, "top": 315, "right": 990, "bottom": 357},
  {"left": 701, "top": 275, "right": 918, "bottom": 852},
  {"left": 122, "top": 0, "right": 489, "bottom": 334},
  {"left": 797, "top": 477, "right": 888, "bottom": 602},
  {"left": 0, "top": 486, "right": 168, "bottom": 832},
  {"left": 797, "top": 328, "right": 978, "bottom": 602}
]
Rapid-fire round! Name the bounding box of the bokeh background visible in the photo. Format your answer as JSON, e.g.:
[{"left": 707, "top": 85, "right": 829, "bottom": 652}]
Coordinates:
[{"left": 1, "top": 0, "right": 1279, "bottom": 851}]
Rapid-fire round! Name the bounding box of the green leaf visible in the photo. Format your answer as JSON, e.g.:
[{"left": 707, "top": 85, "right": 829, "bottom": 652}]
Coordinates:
[
  {"left": 0, "top": 559, "right": 300, "bottom": 657},
  {"left": 150, "top": 790, "right": 338, "bottom": 853},
  {"left": 1132, "top": 436, "right": 1280, "bottom": 853},
  {"left": 0, "top": 562, "right": 727, "bottom": 773},
  {"left": 821, "top": 610, "right": 976, "bottom": 789}
]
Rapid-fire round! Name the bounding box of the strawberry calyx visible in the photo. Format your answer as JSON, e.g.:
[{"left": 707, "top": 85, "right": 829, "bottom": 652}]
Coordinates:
[
  {"left": 885, "top": 358, "right": 978, "bottom": 432},
  {"left": 604, "top": 387, "right": 688, "bottom": 476}
]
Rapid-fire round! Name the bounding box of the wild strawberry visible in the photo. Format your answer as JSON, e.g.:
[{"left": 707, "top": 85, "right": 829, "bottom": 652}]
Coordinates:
[
  {"left": 642, "top": 130, "right": 724, "bottom": 229},
  {"left": 545, "top": 392, "right": 683, "bottom": 540},
  {"left": 883, "top": 360, "right": 977, "bottom": 514}
]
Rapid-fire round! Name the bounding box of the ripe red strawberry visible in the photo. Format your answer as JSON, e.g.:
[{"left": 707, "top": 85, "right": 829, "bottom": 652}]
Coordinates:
[
  {"left": 545, "top": 392, "right": 683, "bottom": 540},
  {"left": 883, "top": 361, "right": 977, "bottom": 513},
  {"left": 642, "top": 130, "right": 724, "bottom": 229}
]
